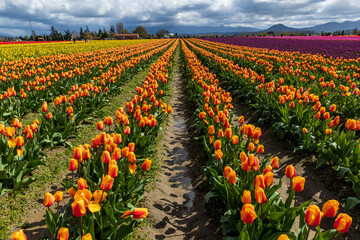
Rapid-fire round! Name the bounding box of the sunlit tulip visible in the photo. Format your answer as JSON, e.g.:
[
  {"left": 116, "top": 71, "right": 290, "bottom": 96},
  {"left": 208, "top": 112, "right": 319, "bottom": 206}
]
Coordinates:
[
  {"left": 231, "top": 135, "right": 239, "bottom": 145},
  {"left": 277, "top": 234, "right": 290, "bottom": 240},
  {"left": 255, "top": 175, "right": 265, "bottom": 189},
  {"left": 77, "top": 177, "right": 88, "bottom": 190},
  {"left": 214, "top": 139, "right": 221, "bottom": 150},
  {"left": 199, "top": 112, "right": 206, "bottom": 120},
  {"left": 96, "top": 121, "right": 104, "bottom": 130},
  {"left": 334, "top": 213, "right": 352, "bottom": 233},
  {"left": 68, "top": 158, "right": 78, "bottom": 171},
  {"left": 285, "top": 165, "right": 296, "bottom": 178},
  {"left": 71, "top": 199, "right": 86, "bottom": 217},
  {"left": 43, "top": 192, "right": 55, "bottom": 207},
  {"left": 122, "top": 147, "right": 129, "bottom": 157},
  {"left": 57, "top": 227, "right": 69, "bottom": 240},
  {"left": 264, "top": 172, "right": 274, "bottom": 187},
  {"left": 46, "top": 112, "right": 52, "bottom": 119},
  {"left": 101, "top": 150, "right": 111, "bottom": 163},
  {"left": 239, "top": 151, "right": 247, "bottom": 163},
  {"left": 305, "top": 205, "right": 321, "bottom": 227},
  {"left": 208, "top": 125, "right": 215, "bottom": 135},
  {"left": 108, "top": 160, "right": 119, "bottom": 178},
  {"left": 238, "top": 116, "right": 244, "bottom": 124},
  {"left": 224, "top": 128, "right": 232, "bottom": 138},
  {"left": 325, "top": 129, "right": 332, "bottom": 135},
  {"left": 247, "top": 142, "right": 255, "bottom": 152},
  {"left": 329, "top": 104, "right": 336, "bottom": 112},
  {"left": 67, "top": 187, "right": 76, "bottom": 199},
  {"left": 128, "top": 152, "right": 136, "bottom": 164},
  {"left": 302, "top": 128, "right": 309, "bottom": 134},
  {"left": 263, "top": 165, "right": 273, "bottom": 175},
  {"left": 241, "top": 204, "right": 257, "bottom": 224},
  {"left": 42, "top": 102, "right": 49, "bottom": 112},
  {"left": 292, "top": 176, "right": 305, "bottom": 192},
  {"left": 73, "top": 146, "right": 83, "bottom": 161},
  {"left": 256, "top": 145, "right": 264, "bottom": 154},
  {"left": 255, "top": 187, "right": 267, "bottom": 204},
  {"left": 322, "top": 200, "right": 339, "bottom": 218},
  {"left": 113, "top": 133, "right": 122, "bottom": 144},
  {"left": 12, "top": 229, "right": 27, "bottom": 240},
  {"left": 104, "top": 116, "right": 113, "bottom": 126},
  {"left": 241, "top": 190, "right": 251, "bottom": 204},
  {"left": 132, "top": 208, "right": 149, "bottom": 219},
  {"left": 142, "top": 158, "right": 152, "bottom": 171},
  {"left": 121, "top": 210, "right": 133, "bottom": 218},
  {"left": 100, "top": 175, "right": 114, "bottom": 191},
  {"left": 124, "top": 126, "right": 130, "bottom": 135},
  {"left": 81, "top": 233, "right": 92, "bottom": 240},
  {"left": 54, "top": 191, "right": 63, "bottom": 202},
  {"left": 128, "top": 142, "right": 135, "bottom": 152},
  {"left": 215, "top": 149, "right": 223, "bottom": 160},
  {"left": 93, "top": 190, "right": 108, "bottom": 203},
  {"left": 129, "top": 163, "right": 137, "bottom": 175}
]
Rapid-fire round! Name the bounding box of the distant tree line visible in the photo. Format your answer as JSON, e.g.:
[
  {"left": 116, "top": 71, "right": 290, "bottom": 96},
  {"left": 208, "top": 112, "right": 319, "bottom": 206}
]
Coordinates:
[{"left": 7, "top": 22, "right": 177, "bottom": 42}]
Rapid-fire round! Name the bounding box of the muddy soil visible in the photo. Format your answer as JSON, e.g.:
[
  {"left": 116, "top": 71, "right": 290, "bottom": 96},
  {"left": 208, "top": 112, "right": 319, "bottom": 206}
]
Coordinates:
[{"left": 142, "top": 52, "right": 221, "bottom": 239}]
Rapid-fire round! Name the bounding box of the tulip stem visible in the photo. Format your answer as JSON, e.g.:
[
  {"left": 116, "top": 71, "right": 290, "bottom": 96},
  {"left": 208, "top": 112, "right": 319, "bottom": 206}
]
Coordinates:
[
  {"left": 80, "top": 216, "right": 84, "bottom": 236},
  {"left": 306, "top": 225, "right": 311, "bottom": 240}
]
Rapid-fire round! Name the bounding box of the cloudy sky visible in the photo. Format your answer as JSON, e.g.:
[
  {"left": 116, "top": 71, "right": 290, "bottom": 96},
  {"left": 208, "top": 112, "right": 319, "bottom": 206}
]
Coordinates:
[{"left": 1, "top": 0, "right": 359, "bottom": 36}]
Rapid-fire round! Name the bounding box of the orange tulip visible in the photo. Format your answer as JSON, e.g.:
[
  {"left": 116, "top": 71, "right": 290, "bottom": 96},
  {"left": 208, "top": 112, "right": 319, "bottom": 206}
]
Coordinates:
[
  {"left": 42, "top": 101, "right": 48, "bottom": 112},
  {"left": 111, "top": 147, "right": 121, "bottom": 161},
  {"left": 329, "top": 104, "right": 336, "bottom": 112},
  {"left": 43, "top": 192, "right": 55, "bottom": 207},
  {"left": 325, "top": 129, "right": 332, "bottom": 135},
  {"left": 247, "top": 142, "right": 255, "bottom": 152},
  {"left": 240, "top": 204, "right": 257, "bottom": 224},
  {"left": 71, "top": 199, "right": 86, "bottom": 217},
  {"left": 238, "top": 116, "right": 244, "bottom": 124},
  {"left": 54, "top": 191, "right": 63, "bottom": 202},
  {"left": 255, "top": 187, "right": 267, "bottom": 204},
  {"left": 128, "top": 152, "right": 136, "bottom": 164},
  {"left": 93, "top": 190, "right": 108, "bottom": 203},
  {"left": 215, "top": 149, "right": 223, "bottom": 160},
  {"left": 67, "top": 187, "right": 76, "bottom": 199},
  {"left": 292, "top": 176, "right": 305, "bottom": 192},
  {"left": 128, "top": 142, "right": 135, "bottom": 152},
  {"left": 108, "top": 160, "right": 119, "bottom": 178},
  {"left": 101, "top": 150, "right": 111, "bottom": 163},
  {"left": 334, "top": 213, "right": 352, "bottom": 233},
  {"left": 141, "top": 158, "right": 152, "bottom": 171},
  {"left": 68, "top": 158, "right": 78, "bottom": 171},
  {"left": 270, "top": 156, "right": 279, "bottom": 169},
  {"left": 15, "top": 136, "right": 24, "bottom": 148},
  {"left": 264, "top": 172, "right": 274, "bottom": 187},
  {"left": 322, "top": 200, "right": 339, "bottom": 218},
  {"left": 214, "top": 139, "right": 221, "bottom": 150},
  {"left": 129, "top": 163, "right": 137, "bottom": 175},
  {"left": 73, "top": 146, "right": 83, "bottom": 161},
  {"left": 256, "top": 145, "right": 264, "bottom": 154},
  {"left": 81, "top": 233, "right": 92, "bottom": 240},
  {"left": 46, "top": 112, "right": 52, "bottom": 119},
  {"left": 224, "top": 128, "right": 232, "bottom": 138},
  {"left": 305, "top": 205, "right": 321, "bottom": 227},
  {"left": 277, "top": 234, "right": 290, "bottom": 240},
  {"left": 124, "top": 126, "right": 130, "bottom": 135},
  {"left": 240, "top": 151, "right": 247, "bottom": 163},
  {"left": 113, "top": 133, "right": 122, "bottom": 144},
  {"left": 122, "top": 147, "right": 129, "bottom": 157},
  {"left": 104, "top": 116, "right": 113, "bottom": 125},
  {"left": 57, "top": 227, "right": 69, "bottom": 240},
  {"left": 208, "top": 125, "right": 215, "bottom": 135},
  {"left": 77, "top": 177, "right": 88, "bottom": 190},
  {"left": 199, "top": 112, "right": 206, "bottom": 120},
  {"left": 255, "top": 175, "right": 265, "bottom": 189},
  {"left": 231, "top": 135, "right": 239, "bottom": 145},
  {"left": 12, "top": 229, "right": 27, "bottom": 240},
  {"left": 132, "top": 208, "right": 149, "bottom": 219},
  {"left": 241, "top": 190, "right": 251, "bottom": 204},
  {"left": 100, "top": 175, "right": 114, "bottom": 191},
  {"left": 121, "top": 210, "right": 133, "bottom": 218},
  {"left": 263, "top": 165, "right": 273, "bottom": 175},
  {"left": 285, "top": 165, "right": 296, "bottom": 178},
  {"left": 96, "top": 121, "right": 104, "bottom": 130}
]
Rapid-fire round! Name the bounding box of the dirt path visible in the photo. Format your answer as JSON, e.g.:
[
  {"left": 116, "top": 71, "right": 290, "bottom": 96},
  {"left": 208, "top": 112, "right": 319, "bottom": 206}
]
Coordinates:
[{"left": 142, "top": 49, "right": 221, "bottom": 239}]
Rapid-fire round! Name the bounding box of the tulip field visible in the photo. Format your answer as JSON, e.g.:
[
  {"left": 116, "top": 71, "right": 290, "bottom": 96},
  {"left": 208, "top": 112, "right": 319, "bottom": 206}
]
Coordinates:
[{"left": 2, "top": 37, "right": 360, "bottom": 239}]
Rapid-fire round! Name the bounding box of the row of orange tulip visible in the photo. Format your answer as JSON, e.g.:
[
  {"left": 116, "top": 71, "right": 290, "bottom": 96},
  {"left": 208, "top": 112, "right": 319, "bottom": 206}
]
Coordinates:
[
  {"left": 11, "top": 40, "right": 179, "bottom": 240},
  {"left": 181, "top": 39, "right": 352, "bottom": 239},
  {"left": 186, "top": 38, "right": 360, "bottom": 208}
]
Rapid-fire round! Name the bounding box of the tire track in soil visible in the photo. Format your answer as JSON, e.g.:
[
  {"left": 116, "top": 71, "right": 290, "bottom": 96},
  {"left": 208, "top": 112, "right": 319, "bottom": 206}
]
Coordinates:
[{"left": 142, "top": 50, "right": 221, "bottom": 239}]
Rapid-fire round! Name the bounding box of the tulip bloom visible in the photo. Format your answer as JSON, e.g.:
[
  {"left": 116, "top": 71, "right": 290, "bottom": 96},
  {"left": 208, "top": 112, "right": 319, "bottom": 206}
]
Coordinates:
[
  {"left": 43, "top": 192, "right": 55, "bottom": 207},
  {"left": 57, "top": 227, "right": 69, "bottom": 240},
  {"left": 46, "top": 112, "right": 52, "bottom": 119},
  {"left": 71, "top": 199, "right": 87, "bottom": 217},
  {"left": 270, "top": 156, "right": 279, "bottom": 169},
  {"left": 77, "top": 177, "right": 88, "bottom": 190},
  {"left": 238, "top": 116, "right": 244, "bottom": 124},
  {"left": 132, "top": 208, "right": 149, "bottom": 219},
  {"left": 54, "top": 191, "right": 63, "bottom": 202},
  {"left": 128, "top": 142, "right": 135, "bottom": 152},
  {"left": 292, "top": 176, "right": 305, "bottom": 192},
  {"left": 215, "top": 149, "right": 223, "bottom": 160},
  {"left": 199, "top": 112, "right": 206, "bottom": 120},
  {"left": 82, "top": 233, "right": 92, "bottom": 240},
  {"left": 108, "top": 160, "right": 119, "bottom": 178},
  {"left": 128, "top": 152, "right": 136, "bottom": 164},
  {"left": 264, "top": 172, "right": 274, "bottom": 187},
  {"left": 277, "top": 234, "right": 290, "bottom": 240},
  {"left": 96, "top": 121, "right": 104, "bottom": 130},
  {"left": 122, "top": 147, "right": 129, "bottom": 157},
  {"left": 124, "top": 126, "right": 131, "bottom": 135},
  {"left": 142, "top": 158, "right": 152, "bottom": 171},
  {"left": 104, "top": 116, "right": 113, "bottom": 125},
  {"left": 241, "top": 190, "right": 251, "bottom": 204},
  {"left": 263, "top": 165, "right": 273, "bottom": 175},
  {"left": 231, "top": 135, "right": 239, "bottom": 145},
  {"left": 247, "top": 142, "right": 255, "bottom": 152},
  {"left": 214, "top": 140, "right": 221, "bottom": 150},
  {"left": 255, "top": 187, "right": 267, "bottom": 204},
  {"left": 100, "top": 175, "right": 114, "bottom": 191},
  {"left": 305, "top": 205, "right": 321, "bottom": 227},
  {"left": 208, "top": 125, "right": 215, "bottom": 135},
  {"left": 67, "top": 187, "right": 76, "bottom": 199},
  {"left": 322, "top": 200, "right": 339, "bottom": 218},
  {"left": 255, "top": 175, "right": 265, "bottom": 189},
  {"left": 256, "top": 145, "right": 264, "bottom": 154},
  {"left": 334, "top": 213, "right": 352, "bottom": 233},
  {"left": 42, "top": 101, "right": 48, "bottom": 112},
  {"left": 285, "top": 165, "right": 296, "bottom": 178},
  {"left": 68, "top": 158, "right": 78, "bottom": 171},
  {"left": 241, "top": 204, "right": 257, "bottom": 224},
  {"left": 12, "top": 229, "right": 27, "bottom": 240},
  {"left": 93, "top": 190, "right": 108, "bottom": 203},
  {"left": 101, "top": 150, "right": 111, "bottom": 163}
]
